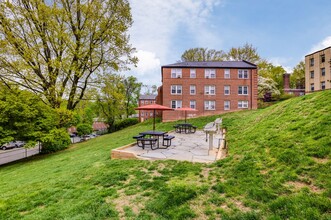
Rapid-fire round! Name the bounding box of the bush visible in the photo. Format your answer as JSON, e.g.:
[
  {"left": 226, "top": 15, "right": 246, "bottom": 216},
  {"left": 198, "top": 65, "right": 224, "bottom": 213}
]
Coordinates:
[
  {"left": 41, "top": 128, "right": 71, "bottom": 154},
  {"left": 112, "top": 118, "right": 138, "bottom": 132},
  {"left": 76, "top": 123, "right": 93, "bottom": 136}
]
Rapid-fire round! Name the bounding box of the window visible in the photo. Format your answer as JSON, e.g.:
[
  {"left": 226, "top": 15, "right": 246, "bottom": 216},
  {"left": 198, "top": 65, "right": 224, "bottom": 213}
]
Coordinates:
[
  {"left": 150, "top": 112, "right": 153, "bottom": 116},
  {"left": 205, "top": 85, "right": 216, "bottom": 95},
  {"left": 310, "top": 58, "right": 314, "bottom": 66},
  {"left": 205, "top": 69, "right": 216, "bottom": 78},
  {"left": 140, "top": 112, "right": 144, "bottom": 116},
  {"left": 171, "top": 100, "right": 182, "bottom": 109},
  {"left": 310, "top": 83, "right": 314, "bottom": 91},
  {"left": 321, "top": 68, "right": 325, "bottom": 76},
  {"left": 204, "top": 101, "right": 215, "bottom": 110},
  {"left": 224, "top": 101, "right": 230, "bottom": 110},
  {"left": 321, "top": 81, "right": 325, "bottom": 90},
  {"left": 145, "top": 112, "right": 148, "bottom": 116},
  {"left": 238, "top": 86, "right": 248, "bottom": 95},
  {"left": 310, "top": 71, "right": 314, "bottom": 79},
  {"left": 150, "top": 100, "right": 153, "bottom": 104},
  {"left": 171, "top": 85, "right": 182, "bottom": 94},
  {"left": 190, "top": 100, "right": 196, "bottom": 109},
  {"left": 321, "top": 54, "right": 325, "bottom": 63},
  {"left": 171, "top": 68, "right": 182, "bottom": 78},
  {"left": 238, "top": 101, "right": 249, "bottom": 109},
  {"left": 190, "top": 69, "right": 196, "bottom": 78},
  {"left": 190, "top": 85, "right": 196, "bottom": 95},
  {"left": 224, "top": 85, "right": 230, "bottom": 95},
  {"left": 145, "top": 100, "right": 149, "bottom": 104},
  {"left": 224, "top": 69, "right": 230, "bottom": 79},
  {"left": 238, "top": 69, "right": 249, "bottom": 79}
]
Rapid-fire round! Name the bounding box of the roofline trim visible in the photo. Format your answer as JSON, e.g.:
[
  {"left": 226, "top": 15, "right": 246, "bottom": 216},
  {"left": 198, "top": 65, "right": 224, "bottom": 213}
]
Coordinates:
[{"left": 305, "top": 46, "right": 331, "bottom": 57}]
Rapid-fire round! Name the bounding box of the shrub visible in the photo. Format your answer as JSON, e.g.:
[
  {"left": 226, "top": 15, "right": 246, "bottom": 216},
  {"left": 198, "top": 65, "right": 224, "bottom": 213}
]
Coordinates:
[
  {"left": 112, "top": 118, "right": 138, "bottom": 132},
  {"left": 76, "top": 123, "right": 93, "bottom": 136},
  {"left": 41, "top": 128, "right": 71, "bottom": 154}
]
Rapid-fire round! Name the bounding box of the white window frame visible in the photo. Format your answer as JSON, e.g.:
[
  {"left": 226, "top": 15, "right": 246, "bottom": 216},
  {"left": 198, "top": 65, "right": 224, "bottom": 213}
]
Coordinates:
[
  {"left": 238, "top": 86, "right": 249, "bottom": 95},
  {"left": 205, "top": 69, "right": 216, "bottom": 78},
  {"left": 171, "top": 85, "right": 182, "bottom": 94},
  {"left": 238, "top": 101, "right": 249, "bottom": 109},
  {"left": 238, "top": 69, "right": 249, "bottom": 79},
  {"left": 310, "top": 83, "right": 314, "bottom": 91},
  {"left": 310, "top": 71, "right": 314, "bottom": 79},
  {"left": 321, "top": 81, "right": 325, "bottom": 90},
  {"left": 224, "top": 69, "right": 230, "bottom": 79},
  {"left": 224, "top": 85, "right": 230, "bottom": 95},
  {"left": 190, "top": 69, "right": 196, "bottom": 78},
  {"left": 190, "top": 85, "right": 196, "bottom": 95},
  {"left": 204, "top": 101, "right": 215, "bottom": 110},
  {"left": 205, "top": 85, "right": 216, "bottom": 95},
  {"left": 321, "top": 68, "right": 325, "bottom": 76},
  {"left": 171, "top": 68, "right": 182, "bottom": 78},
  {"left": 190, "top": 100, "right": 196, "bottom": 109},
  {"left": 171, "top": 100, "right": 182, "bottom": 109},
  {"left": 224, "top": 101, "right": 230, "bottom": 110}
]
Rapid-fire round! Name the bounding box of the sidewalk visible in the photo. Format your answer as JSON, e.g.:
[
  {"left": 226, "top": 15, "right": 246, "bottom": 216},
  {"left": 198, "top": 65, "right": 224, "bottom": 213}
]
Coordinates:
[{"left": 113, "top": 130, "right": 226, "bottom": 163}]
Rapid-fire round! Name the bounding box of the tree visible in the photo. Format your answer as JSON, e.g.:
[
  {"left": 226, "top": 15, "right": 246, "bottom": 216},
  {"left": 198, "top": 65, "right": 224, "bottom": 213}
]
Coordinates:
[
  {"left": 142, "top": 84, "right": 158, "bottom": 95},
  {"left": 181, "top": 48, "right": 226, "bottom": 62},
  {"left": 226, "top": 43, "right": 261, "bottom": 63},
  {"left": 258, "top": 60, "right": 286, "bottom": 91},
  {"left": 123, "top": 76, "right": 142, "bottom": 118},
  {"left": 0, "top": 0, "right": 137, "bottom": 110},
  {"left": 291, "top": 61, "right": 305, "bottom": 89},
  {"left": 258, "top": 76, "right": 280, "bottom": 101},
  {"left": 76, "top": 123, "right": 93, "bottom": 136},
  {"left": 96, "top": 74, "right": 125, "bottom": 132}
]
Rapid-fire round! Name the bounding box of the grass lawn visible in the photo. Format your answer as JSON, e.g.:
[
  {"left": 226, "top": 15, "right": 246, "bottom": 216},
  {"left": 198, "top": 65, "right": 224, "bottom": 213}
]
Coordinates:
[{"left": 0, "top": 90, "right": 330, "bottom": 219}]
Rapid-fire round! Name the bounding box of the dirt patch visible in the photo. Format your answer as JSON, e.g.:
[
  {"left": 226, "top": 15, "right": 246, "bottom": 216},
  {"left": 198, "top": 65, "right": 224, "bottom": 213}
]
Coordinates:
[
  {"left": 286, "top": 181, "right": 323, "bottom": 194},
  {"left": 200, "top": 167, "right": 213, "bottom": 179},
  {"left": 112, "top": 189, "right": 145, "bottom": 219},
  {"left": 312, "top": 157, "right": 329, "bottom": 164},
  {"left": 231, "top": 199, "right": 251, "bottom": 212}
]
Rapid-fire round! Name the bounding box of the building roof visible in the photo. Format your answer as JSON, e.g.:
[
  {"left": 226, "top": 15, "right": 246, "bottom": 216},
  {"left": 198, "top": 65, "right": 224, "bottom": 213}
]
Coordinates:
[
  {"left": 139, "top": 94, "right": 157, "bottom": 100},
  {"left": 305, "top": 46, "right": 331, "bottom": 57},
  {"left": 161, "top": 60, "right": 257, "bottom": 69}
]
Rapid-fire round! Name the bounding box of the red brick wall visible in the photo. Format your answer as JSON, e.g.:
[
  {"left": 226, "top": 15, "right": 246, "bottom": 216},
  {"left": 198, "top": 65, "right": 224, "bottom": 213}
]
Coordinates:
[
  {"left": 138, "top": 99, "right": 157, "bottom": 122},
  {"left": 161, "top": 67, "right": 258, "bottom": 122}
]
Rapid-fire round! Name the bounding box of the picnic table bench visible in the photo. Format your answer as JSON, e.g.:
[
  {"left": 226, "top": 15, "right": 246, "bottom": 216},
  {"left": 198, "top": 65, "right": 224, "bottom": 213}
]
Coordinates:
[{"left": 174, "top": 123, "right": 197, "bottom": 134}]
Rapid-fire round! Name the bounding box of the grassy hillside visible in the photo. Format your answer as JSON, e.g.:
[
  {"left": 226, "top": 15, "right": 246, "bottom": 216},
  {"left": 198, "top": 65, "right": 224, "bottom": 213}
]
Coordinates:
[{"left": 0, "top": 90, "right": 330, "bottom": 219}]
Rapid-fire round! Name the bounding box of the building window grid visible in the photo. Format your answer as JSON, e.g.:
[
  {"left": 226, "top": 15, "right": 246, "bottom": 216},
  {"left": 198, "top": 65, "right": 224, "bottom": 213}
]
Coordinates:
[
  {"left": 321, "top": 68, "right": 325, "bottom": 76},
  {"left": 171, "top": 100, "right": 182, "bottom": 109},
  {"left": 238, "top": 101, "right": 249, "bottom": 109},
  {"left": 238, "top": 69, "right": 249, "bottom": 79},
  {"left": 171, "top": 85, "right": 182, "bottom": 94},
  {"left": 310, "top": 83, "right": 314, "bottom": 91},
  {"left": 310, "top": 58, "right": 314, "bottom": 66},
  {"left": 171, "top": 68, "right": 182, "bottom": 78},
  {"left": 224, "top": 101, "right": 230, "bottom": 110},
  {"left": 190, "top": 85, "right": 196, "bottom": 95},
  {"left": 224, "top": 85, "right": 230, "bottom": 95},
  {"left": 224, "top": 69, "right": 230, "bottom": 79},
  {"left": 238, "top": 86, "right": 249, "bottom": 95},
  {"left": 205, "top": 69, "right": 216, "bottom": 78},
  {"left": 205, "top": 85, "right": 216, "bottom": 95},
  {"left": 310, "top": 71, "right": 314, "bottom": 79},
  {"left": 321, "top": 81, "right": 325, "bottom": 90},
  {"left": 321, "top": 54, "right": 325, "bottom": 63},
  {"left": 190, "top": 69, "right": 196, "bottom": 78},
  {"left": 204, "top": 101, "right": 215, "bottom": 110},
  {"left": 190, "top": 100, "right": 196, "bottom": 109}
]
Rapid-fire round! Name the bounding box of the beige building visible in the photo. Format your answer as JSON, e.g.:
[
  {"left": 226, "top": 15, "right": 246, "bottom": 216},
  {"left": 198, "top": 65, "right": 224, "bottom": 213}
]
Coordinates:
[{"left": 305, "top": 46, "right": 331, "bottom": 92}]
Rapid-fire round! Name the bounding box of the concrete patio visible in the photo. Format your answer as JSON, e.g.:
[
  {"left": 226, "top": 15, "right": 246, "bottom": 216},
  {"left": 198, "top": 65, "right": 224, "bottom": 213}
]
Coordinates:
[{"left": 111, "top": 130, "right": 227, "bottom": 163}]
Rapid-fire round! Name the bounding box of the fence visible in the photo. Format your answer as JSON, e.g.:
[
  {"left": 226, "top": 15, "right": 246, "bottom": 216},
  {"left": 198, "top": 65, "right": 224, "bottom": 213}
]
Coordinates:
[{"left": 0, "top": 144, "right": 41, "bottom": 166}]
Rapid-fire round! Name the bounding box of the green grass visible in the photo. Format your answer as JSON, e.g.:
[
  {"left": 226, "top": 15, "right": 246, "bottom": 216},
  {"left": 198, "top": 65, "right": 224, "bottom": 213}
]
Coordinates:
[{"left": 0, "top": 90, "right": 330, "bottom": 219}]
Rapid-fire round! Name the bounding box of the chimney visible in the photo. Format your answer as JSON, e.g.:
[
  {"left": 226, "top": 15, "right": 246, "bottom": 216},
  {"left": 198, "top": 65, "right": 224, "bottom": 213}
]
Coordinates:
[{"left": 283, "top": 73, "right": 290, "bottom": 90}]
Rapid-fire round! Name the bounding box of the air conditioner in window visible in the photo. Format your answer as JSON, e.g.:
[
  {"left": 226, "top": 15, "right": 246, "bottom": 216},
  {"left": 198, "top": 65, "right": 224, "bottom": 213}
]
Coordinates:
[
  {"left": 206, "top": 92, "right": 209, "bottom": 94},
  {"left": 177, "top": 76, "right": 181, "bottom": 78},
  {"left": 206, "top": 76, "right": 209, "bottom": 79}
]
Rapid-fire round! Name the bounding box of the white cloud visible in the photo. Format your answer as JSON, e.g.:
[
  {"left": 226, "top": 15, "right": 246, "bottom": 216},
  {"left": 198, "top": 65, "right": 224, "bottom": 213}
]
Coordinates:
[
  {"left": 269, "top": 57, "right": 293, "bottom": 73},
  {"left": 310, "top": 36, "right": 331, "bottom": 53},
  {"left": 134, "top": 50, "right": 160, "bottom": 75}
]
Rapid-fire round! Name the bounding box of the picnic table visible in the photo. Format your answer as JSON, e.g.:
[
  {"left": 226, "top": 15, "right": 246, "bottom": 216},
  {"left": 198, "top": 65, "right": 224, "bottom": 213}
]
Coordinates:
[
  {"left": 133, "top": 130, "right": 175, "bottom": 150},
  {"left": 174, "top": 123, "right": 197, "bottom": 134}
]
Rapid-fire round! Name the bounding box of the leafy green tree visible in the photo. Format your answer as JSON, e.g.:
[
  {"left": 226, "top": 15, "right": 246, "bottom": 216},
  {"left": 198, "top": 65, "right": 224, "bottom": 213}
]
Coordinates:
[
  {"left": 0, "top": 84, "right": 58, "bottom": 146},
  {"left": 76, "top": 123, "right": 93, "bottom": 136},
  {"left": 0, "top": 0, "right": 137, "bottom": 110},
  {"left": 290, "top": 61, "right": 305, "bottom": 89},
  {"left": 226, "top": 43, "right": 261, "bottom": 63},
  {"left": 181, "top": 48, "right": 226, "bottom": 62},
  {"left": 96, "top": 74, "right": 125, "bottom": 131},
  {"left": 40, "top": 128, "right": 71, "bottom": 154},
  {"left": 123, "top": 76, "right": 142, "bottom": 118},
  {"left": 258, "top": 76, "right": 280, "bottom": 99},
  {"left": 258, "top": 61, "right": 286, "bottom": 91}
]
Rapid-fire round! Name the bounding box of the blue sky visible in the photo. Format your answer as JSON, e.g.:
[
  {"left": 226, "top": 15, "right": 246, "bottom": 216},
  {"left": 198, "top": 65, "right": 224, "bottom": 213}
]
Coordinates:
[{"left": 127, "top": 0, "right": 331, "bottom": 86}]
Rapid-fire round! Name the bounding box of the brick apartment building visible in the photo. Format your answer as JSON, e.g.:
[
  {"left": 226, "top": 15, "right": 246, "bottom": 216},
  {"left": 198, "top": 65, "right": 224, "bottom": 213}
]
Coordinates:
[
  {"left": 283, "top": 73, "right": 305, "bottom": 96},
  {"left": 158, "top": 61, "right": 258, "bottom": 122},
  {"left": 138, "top": 94, "right": 157, "bottom": 122},
  {"left": 305, "top": 46, "right": 331, "bottom": 92}
]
